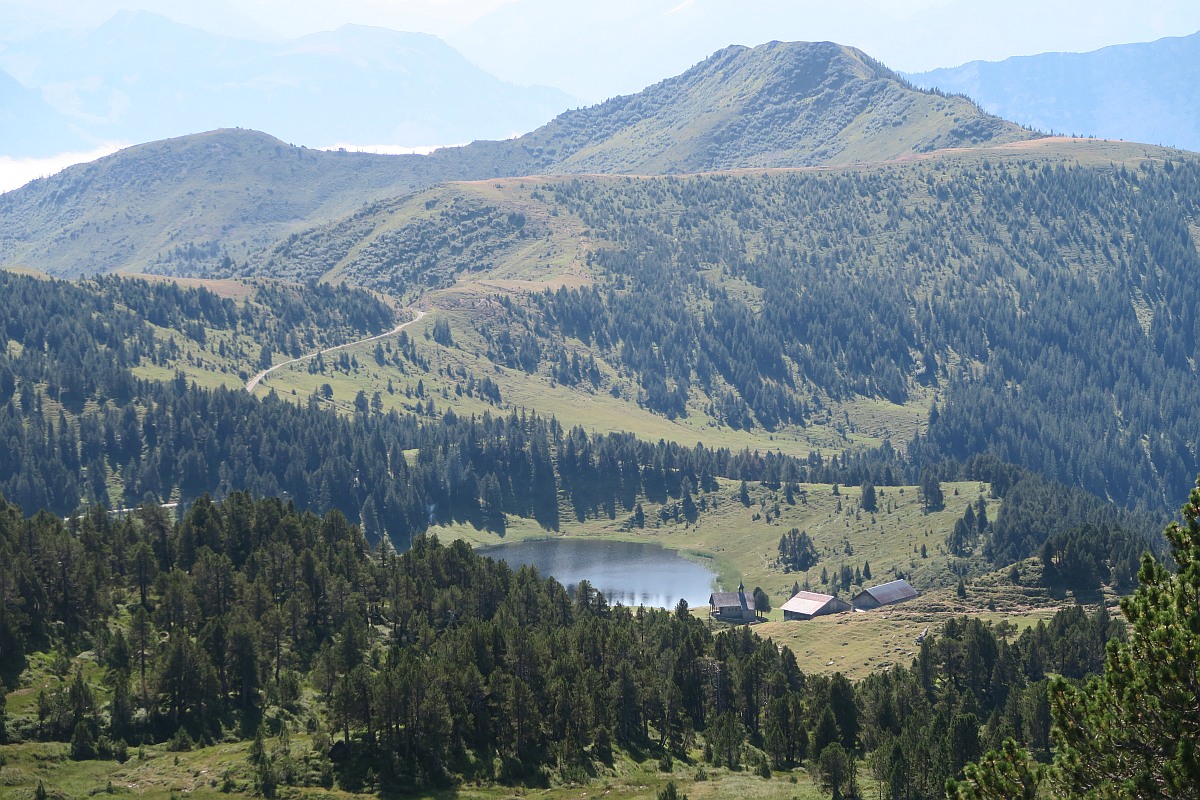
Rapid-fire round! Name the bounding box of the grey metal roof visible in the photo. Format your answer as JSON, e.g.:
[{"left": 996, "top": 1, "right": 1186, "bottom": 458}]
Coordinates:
[{"left": 862, "top": 579, "right": 918, "bottom": 605}]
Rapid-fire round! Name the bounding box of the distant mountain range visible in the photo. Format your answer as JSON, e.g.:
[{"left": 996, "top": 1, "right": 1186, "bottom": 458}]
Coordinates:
[
  {"left": 910, "top": 30, "right": 1200, "bottom": 152},
  {"left": 0, "top": 65, "right": 90, "bottom": 155},
  {"left": 0, "top": 40, "right": 1031, "bottom": 277},
  {"left": 0, "top": 9, "right": 575, "bottom": 157}
]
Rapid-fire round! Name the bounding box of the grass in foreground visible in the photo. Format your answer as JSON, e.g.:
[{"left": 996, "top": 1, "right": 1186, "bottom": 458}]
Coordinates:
[{"left": 0, "top": 733, "right": 866, "bottom": 800}]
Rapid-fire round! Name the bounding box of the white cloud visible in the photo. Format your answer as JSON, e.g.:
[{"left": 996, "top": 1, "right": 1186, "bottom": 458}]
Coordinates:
[{"left": 0, "top": 144, "right": 124, "bottom": 194}]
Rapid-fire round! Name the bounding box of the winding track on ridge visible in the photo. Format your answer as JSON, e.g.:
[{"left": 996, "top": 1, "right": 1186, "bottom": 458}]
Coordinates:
[{"left": 245, "top": 308, "right": 427, "bottom": 393}]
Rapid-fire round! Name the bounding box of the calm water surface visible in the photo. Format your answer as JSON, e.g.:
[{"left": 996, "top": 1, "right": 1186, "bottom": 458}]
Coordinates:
[{"left": 478, "top": 538, "right": 719, "bottom": 610}]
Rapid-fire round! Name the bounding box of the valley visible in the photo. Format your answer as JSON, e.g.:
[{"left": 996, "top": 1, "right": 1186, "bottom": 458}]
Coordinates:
[{"left": 0, "top": 33, "right": 1196, "bottom": 800}]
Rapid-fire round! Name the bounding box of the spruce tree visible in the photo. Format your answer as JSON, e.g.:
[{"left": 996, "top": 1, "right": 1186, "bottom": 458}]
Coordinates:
[{"left": 861, "top": 481, "right": 877, "bottom": 512}]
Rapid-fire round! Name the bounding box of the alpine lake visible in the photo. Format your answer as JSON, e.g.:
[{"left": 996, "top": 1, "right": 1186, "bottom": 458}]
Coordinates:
[{"left": 477, "top": 538, "right": 720, "bottom": 610}]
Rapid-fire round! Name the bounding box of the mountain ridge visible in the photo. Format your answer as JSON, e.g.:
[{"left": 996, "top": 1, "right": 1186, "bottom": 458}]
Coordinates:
[
  {"left": 0, "top": 39, "right": 1037, "bottom": 276},
  {"left": 0, "top": 9, "right": 574, "bottom": 157},
  {"left": 0, "top": 127, "right": 513, "bottom": 277},
  {"left": 910, "top": 30, "right": 1200, "bottom": 152},
  {"left": 504, "top": 40, "right": 1035, "bottom": 174}
]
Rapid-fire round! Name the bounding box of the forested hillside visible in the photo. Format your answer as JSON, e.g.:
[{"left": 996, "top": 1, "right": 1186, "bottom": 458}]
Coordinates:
[
  {"left": 0, "top": 270, "right": 865, "bottom": 540},
  {"left": 2, "top": 268, "right": 1157, "bottom": 599},
  {"left": 1, "top": 23, "right": 1196, "bottom": 799},
  {"left": 271, "top": 145, "right": 1200, "bottom": 513},
  {"left": 0, "top": 491, "right": 1131, "bottom": 797}
]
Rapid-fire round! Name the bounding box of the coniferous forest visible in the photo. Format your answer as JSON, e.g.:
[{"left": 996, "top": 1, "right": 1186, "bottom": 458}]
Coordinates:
[
  {"left": 2, "top": 36, "right": 1200, "bottom": 798},
  {"left": 0, "top": 488, "right": 1146, "bottom": 796},
  {"left": 282, "top": 158, "right": 1200, "bottom": 515}
]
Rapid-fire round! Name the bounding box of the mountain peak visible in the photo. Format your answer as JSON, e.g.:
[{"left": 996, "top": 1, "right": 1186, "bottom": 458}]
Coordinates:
[
  {"left": 97, "top": 9, "right": 201, "bottom": 36},
  {"left": 510, "top": 39, "right": 1036, "bottom": 173}
]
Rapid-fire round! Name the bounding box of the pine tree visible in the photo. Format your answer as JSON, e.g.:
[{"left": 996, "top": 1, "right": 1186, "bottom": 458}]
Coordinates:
[
  {"left": 955, "top": 477, "right": 1200, "bottom": 798},
  {"left": 920, "top": 469, "right": 944, "bottom": 512},
  {"left": 752, "top": 587, "right": 770, "bottom": 616},
  {"left": 657, "top": 782, "right": 687, "bottom": 800},
  {"left": 816, "top": 742, "right": 854, "bottom": 800},
  {"left": 1047, "top": 477, "right": 1200, "bottom": 796},
  {"left": 828, "top": 673, "right": 859, "bottom": 750},
  {"left": 952, "top": 739, "right": 1042, "bottom": 799},
  {"left": 814, "top": 705, "right": 839, "bottom": 755}
]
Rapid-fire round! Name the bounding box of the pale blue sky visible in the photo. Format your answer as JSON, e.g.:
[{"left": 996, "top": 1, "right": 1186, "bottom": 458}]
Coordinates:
[{"left": 6, "top": 0, "right": 1200, "bottom": 100}]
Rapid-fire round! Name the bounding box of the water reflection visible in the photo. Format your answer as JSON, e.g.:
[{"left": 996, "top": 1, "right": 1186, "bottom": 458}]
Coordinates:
[{"left": 478, "top": 538, "right": 719, "bottom": 610}]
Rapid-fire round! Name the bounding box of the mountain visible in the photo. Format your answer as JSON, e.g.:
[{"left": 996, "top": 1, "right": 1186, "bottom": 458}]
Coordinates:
[
  {"left": 0, "top": 39, "right": 1034, "bottom": 276},
  {"left": 0, "top": 26, "right": 1193, "bottom": 796},
  {"left": 449, "top": 0, "right": 794, "bottom": 103},
  {"left": 0, "top": 10, "right": 574, "bottom": 155},
  {"left": 505, "top": 41, "right": 1035, "bottom": 174},
  {"left": 909, "top": 31, "right": 1200, "bottom": 152},
  {"left": 0, "top": 66, "right": 92, "bottom": 157},
  {"left": 0, "top": 128, "right": 520, "bottom": 277}
]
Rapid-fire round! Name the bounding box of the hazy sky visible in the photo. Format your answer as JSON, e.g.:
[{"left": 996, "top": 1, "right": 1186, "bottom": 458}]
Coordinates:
[{"left": 8, "top": 0, "right": 1200, "bottom": 83}]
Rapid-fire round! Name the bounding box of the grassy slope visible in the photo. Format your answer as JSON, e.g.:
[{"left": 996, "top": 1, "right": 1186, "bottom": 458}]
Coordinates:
[
  {"left": 248, "top": 298, "right": 877, "bottom": 460},
  {"left": 0, "top": 129, "right": 495, "bottom": 278},
  {"left": 514, "top": 41, "right": 1034, "bottom": 175},
  {"left": 0, "top": 739, "right": 861, "bottom": 800}
]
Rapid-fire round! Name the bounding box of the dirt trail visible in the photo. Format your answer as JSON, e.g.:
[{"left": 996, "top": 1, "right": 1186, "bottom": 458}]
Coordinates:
[{"left": 245, "top": 308, "right": 427, "bottom": 393}]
